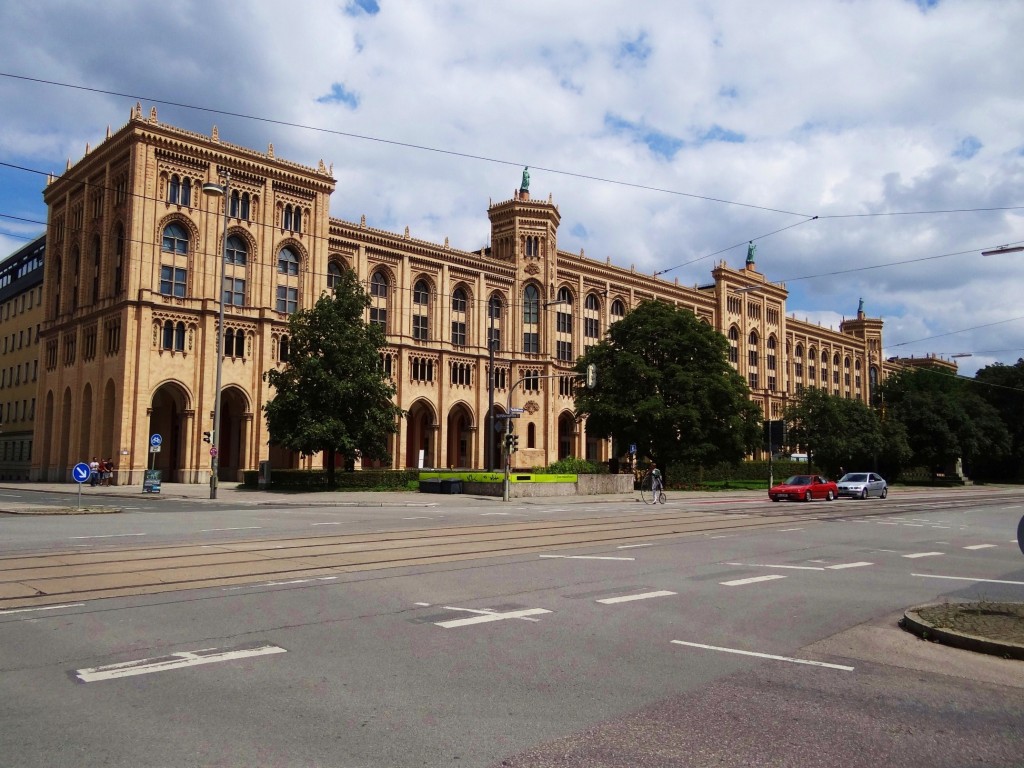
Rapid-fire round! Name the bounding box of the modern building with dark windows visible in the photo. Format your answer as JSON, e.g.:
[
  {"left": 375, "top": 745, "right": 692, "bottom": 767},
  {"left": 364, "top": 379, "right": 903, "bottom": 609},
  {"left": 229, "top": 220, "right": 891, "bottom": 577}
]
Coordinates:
[{"left": 0, "top": 234, "right": 44, "bottom": 480}]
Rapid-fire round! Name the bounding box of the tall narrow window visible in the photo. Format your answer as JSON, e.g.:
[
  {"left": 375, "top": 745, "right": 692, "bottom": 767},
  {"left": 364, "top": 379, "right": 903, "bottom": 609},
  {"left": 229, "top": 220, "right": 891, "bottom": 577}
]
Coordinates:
[
  {"left": 327, "top": 261, "right": 343, "bottom": 292},
  {"left": 369, "top": 271, "right": 388, "bottom": 329},
  {"left": 168, "top": 174, "right": 180, "bottom": 204},
  {"left": 276, "top": 247, "right": 300, "bottom": 314},
  {"left": 523, "top": 285, "right": 540, "bottom": 353},
  {"left": 413, "top": 279, "right": 430, "bottom": 341},
  {"left": 451, "top": 287, "right": 467, "bottom": 346},
  {"left": 728, "top": 327, "right": 739, "bottom": 365},
  {"left": 114, "top": 224, "right": 125, "bottom": 295}
]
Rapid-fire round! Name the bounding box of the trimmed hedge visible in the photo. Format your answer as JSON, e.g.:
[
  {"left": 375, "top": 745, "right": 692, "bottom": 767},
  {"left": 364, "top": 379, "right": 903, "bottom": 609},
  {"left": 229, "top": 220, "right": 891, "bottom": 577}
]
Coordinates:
[
  {"left": 242, "top": 468, "right": 419, "bottom": 491},
  {"left": 534, "top": 457, "right": 609, "bottom": 475},
  {"left": 665, "top": 460, "right": 814, "bottom": 488}
]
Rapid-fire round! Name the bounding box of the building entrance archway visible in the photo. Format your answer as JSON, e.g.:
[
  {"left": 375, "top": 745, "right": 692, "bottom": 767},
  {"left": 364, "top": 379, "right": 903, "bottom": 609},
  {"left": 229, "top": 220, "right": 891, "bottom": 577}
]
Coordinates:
[
  {"left": 445, "top": 403, "right": 474, "bottom": 469},
  {"left": 148, "top": 383, "right": 190, "bottom": 481},
  {"left": 405, "top": 400, "right": 437, "bottom": 469}
]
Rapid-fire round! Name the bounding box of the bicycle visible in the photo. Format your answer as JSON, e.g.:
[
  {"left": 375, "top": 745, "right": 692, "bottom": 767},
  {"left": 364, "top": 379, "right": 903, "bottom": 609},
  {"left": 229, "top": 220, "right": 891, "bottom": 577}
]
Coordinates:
[{"left": 640, "top": 471, "right": 667, "bottom": 505}]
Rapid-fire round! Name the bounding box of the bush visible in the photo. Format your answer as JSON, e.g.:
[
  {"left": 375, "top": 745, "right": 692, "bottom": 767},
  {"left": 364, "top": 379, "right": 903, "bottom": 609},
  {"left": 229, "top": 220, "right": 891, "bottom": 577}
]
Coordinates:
[
  {"left": 241, "top": 468, "right": 419, "bottom": 491},
  {"left": 534, "top": 457, "right": 608, "bottom": 475}
]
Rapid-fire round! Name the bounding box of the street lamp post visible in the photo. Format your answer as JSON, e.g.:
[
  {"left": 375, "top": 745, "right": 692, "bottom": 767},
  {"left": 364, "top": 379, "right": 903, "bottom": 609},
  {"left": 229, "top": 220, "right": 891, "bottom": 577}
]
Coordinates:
[
  {"left": 486, "top": 295, "right": 502, "bottom": 472},
  {"left": 202, "top": 172, "right": 230, "bottom": 500}
]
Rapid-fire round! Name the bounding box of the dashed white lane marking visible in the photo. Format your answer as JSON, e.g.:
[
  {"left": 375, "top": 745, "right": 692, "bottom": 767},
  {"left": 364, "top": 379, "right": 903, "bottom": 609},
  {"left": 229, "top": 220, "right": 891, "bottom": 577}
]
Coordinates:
[
  {"left": 121, "top": 507, "right": 141, "bottom": 510},
  {"left": 903, "top": 524, "right": 925, "bottom": 527},
  {"left": 963, "top": 544, "right": 997, "bottom": 550},
  {"left": 670, "top": 640, "right": 854, "bottom": 671},
  {"left": 913, "top": 574, "right": 1024, "bottom": 587},
  {"left": 435, "top": 607, "right": 551, "bottom": 629},
  {"left": 1, "top": 603, "right": 84, "bottom": 615},
  {"left": 721, "top": 575, "right": 787, "bottom": 586},
  {"left": 69, "top": 533, "right": 145, "bottom": 540},
  {"left": 596, "top": 590, "right": 676, "bottom": 604},
  {"left": 0, "top": 493, "right": 22, "bottom": 497},
  {"left": 414, "top": 602, "right": 431, "bottom": 606},
  {"left": 200, "top": 527, "right": 262, "bottom": 532},
  {"left": 725, "top": 562, "right": 823, "bottom": 571},
  {"left": 826, "top": 562, "right": 873, "bottom": 570},
  {"left": 74, "top": 644, "right": 287, "bottom": 682},
  {"left": 402, "top": 517, "right": 433, "bottom": 520},
  {"left": 903, "top": 552, "right": 944, "bottom": 559},
  {"left": 777, "top": 528, "right": 804, "bottom": 532},
  {"left": 310, "top": 522, "right": 342, "bottom": 526},
  {"left": 480, "top": 512, "right": 511, "bottom": 516},
  {"left": 707, "top": 535, "right": 733, "bottom": 539},
  {"left": 617, "top": 543, "right": 653, "bottom": 549},
  {"left": 876, "top": 522, "right": 899, "bottom": 525},
  {"left": 539, "top": 555, "right": 635, "bottom": 561}
]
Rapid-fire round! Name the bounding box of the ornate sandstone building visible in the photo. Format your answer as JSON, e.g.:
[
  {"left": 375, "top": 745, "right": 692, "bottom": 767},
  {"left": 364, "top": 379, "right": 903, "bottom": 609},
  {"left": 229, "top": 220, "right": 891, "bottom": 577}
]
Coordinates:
[{"left": 29, "top": 107, "right": 896, "bottom": 484}]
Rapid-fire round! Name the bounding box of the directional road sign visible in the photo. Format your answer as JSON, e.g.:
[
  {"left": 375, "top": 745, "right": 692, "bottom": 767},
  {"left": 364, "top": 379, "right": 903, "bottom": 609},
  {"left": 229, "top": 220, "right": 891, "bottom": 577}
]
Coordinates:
[
  {"left": 150, "top": 434, "right": 163, "bottom": 447},
  {"left": 509, "top": 407, "right": 525, "bottom": 414},
  {"left": 72, "top": 462, "right": 91, "bottom": 484}
]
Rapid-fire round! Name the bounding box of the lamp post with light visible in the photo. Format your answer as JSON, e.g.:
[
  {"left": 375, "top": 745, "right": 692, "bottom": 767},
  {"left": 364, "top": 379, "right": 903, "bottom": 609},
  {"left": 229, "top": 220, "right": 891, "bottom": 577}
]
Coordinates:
[{"left": 201, "top": 172, "right": 230, "bottom": 499}]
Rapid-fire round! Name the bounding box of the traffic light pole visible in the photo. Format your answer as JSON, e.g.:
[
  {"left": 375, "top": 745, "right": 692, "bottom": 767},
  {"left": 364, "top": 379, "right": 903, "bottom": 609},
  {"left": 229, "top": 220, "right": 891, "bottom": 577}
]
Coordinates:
[{"left": 502, "top": 364, "right": 595, "bottom": 503}]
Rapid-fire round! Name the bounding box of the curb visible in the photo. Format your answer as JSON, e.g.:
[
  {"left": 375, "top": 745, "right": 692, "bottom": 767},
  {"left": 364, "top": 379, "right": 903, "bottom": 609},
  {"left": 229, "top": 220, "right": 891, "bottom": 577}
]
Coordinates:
[{"left": 899, "top": 603, "right": 1024, "bottom": 661}]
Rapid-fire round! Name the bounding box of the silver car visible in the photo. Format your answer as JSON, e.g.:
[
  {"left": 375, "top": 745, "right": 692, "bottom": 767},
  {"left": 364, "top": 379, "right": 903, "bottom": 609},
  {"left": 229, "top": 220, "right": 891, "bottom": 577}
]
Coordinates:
[{"left": 837, "top": 472, "right": 888, "bottom": 499}]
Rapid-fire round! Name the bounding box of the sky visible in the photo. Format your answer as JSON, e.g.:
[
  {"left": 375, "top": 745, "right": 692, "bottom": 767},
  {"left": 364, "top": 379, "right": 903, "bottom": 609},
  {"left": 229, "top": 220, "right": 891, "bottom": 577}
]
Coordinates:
[{"left": 1, "top": 0, "right": 1022, "bottom": 376}]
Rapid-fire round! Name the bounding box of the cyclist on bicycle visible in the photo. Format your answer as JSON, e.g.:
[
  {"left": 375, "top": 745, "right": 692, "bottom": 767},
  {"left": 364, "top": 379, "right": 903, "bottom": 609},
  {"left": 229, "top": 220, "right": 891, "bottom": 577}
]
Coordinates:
[{"left": 650, "top": 462, "right": 663, "bottom": 504}]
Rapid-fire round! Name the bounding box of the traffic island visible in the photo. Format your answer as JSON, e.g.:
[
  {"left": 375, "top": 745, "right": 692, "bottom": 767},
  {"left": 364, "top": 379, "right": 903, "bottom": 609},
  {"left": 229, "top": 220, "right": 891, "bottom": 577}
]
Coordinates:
[
  {"left": 899, "top": 601, "right": 1024, "bottom": 661},
  {"left": 0, "top": 506, "right": 123, "bottom": 515}
]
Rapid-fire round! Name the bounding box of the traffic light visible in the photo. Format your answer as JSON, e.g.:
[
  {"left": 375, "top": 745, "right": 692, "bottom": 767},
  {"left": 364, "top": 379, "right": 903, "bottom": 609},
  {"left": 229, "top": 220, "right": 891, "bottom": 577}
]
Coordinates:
[
  {"left": 509, "top": 433, "right": 519, "bottom": 452},
  {"left": 203, "top": 431, "right": 212, "bottom": 443}
]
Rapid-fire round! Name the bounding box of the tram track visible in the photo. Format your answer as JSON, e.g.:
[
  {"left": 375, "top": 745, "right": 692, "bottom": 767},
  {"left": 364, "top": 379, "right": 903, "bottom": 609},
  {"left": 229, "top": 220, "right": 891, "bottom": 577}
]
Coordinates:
[{"left": 1, "top": 492, "right": 1020, "bottom": 611}]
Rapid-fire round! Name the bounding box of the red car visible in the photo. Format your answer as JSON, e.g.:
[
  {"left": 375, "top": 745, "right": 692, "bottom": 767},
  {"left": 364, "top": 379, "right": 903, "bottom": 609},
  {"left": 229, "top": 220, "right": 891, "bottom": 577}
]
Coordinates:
[{"left": 769, "top": 474, "right": 837, "bottom": 502}]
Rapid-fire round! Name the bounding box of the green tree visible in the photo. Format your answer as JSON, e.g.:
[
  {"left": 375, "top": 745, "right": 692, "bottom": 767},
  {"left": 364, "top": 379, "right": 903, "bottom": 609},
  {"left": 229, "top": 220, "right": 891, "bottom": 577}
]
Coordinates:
[
  {"left": 880, "top": 367, "right": 1009, "bottom": 477},
  {"left": 784, "top": 387, "right": 903, "bottom": 477},
  {"left": 573, "top": 300, "right": 762, "bottom": 472},
  {"left": 974, "top": 358, "right": 1024, "bottom": 480},
  {"left": 263, "top": 269, "right": 402, "bottom": 486}
]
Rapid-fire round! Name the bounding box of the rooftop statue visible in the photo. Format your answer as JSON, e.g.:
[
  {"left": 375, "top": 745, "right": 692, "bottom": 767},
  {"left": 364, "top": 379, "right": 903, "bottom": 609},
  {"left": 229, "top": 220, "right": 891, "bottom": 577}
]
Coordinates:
[
  {"left": 746, "top": 241, "right": 756, "bottom": 263},
  {"left": 521, "top": 166, "right": 530, "bottom": 192},
  {"left": 858, "top": 297, "right": 864, "bottom": 314}
]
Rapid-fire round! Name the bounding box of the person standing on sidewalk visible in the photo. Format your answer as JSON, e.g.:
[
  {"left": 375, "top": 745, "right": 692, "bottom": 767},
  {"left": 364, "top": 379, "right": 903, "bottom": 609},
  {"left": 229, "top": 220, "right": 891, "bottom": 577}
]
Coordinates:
[{"left": 89, "top": 457, "right": 100, "bottom": 487}]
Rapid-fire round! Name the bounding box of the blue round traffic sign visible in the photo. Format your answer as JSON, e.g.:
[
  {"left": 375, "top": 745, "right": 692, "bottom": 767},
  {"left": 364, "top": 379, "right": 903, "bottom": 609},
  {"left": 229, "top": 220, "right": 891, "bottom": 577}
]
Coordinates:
[
  {"left": 150, "top": 434, "right": 163, "bottom": 447},
  {"left": 72, "top": 462, "right": 91, "bottom": 484}
]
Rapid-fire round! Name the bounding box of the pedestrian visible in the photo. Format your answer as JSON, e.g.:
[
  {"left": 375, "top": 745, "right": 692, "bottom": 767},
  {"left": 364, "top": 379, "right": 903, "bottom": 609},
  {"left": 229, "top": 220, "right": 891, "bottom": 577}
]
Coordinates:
[
  {"left": 89, "top": 457, "right": 100, "bottom": 487},
  {"left": 649, "top": 461, "right": 663, "bottom": 504},
  {"left": 101, "top": 458, "right": 113, "bottom": 486}
]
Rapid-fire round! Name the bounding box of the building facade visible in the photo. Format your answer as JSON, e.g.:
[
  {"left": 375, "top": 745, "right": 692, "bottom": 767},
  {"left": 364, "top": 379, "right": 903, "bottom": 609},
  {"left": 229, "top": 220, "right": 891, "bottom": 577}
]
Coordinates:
[
  {"left": 0, "top": 235, "right": 44, "bottom": 480},
  {"left": 27, "top": 106, "right": 908, "bottom": 484}
]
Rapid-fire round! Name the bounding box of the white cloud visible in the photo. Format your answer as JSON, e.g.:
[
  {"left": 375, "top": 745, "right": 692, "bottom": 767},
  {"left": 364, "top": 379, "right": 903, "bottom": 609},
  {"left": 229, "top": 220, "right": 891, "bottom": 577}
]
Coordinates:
[{"left": 1, "top": 0, "right": 1023, "bottom": 378}]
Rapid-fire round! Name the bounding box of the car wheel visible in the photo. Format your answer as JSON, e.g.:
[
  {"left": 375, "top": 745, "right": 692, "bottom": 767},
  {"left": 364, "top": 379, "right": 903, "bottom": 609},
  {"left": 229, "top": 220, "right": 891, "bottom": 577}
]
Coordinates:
[
  {"left": 826, "top": 490, "right": 835, "bottom": 501},
  {"left": 771, "top": 496, "right": 780, "bottom": 502},
  {"left": 860, "top": 489, "right": 868, "bottom": 500},
  {"left": 880, "top": 487, "right": 888, "bottom": 499},
  {"left": 804, "top": 490, "right": 813, "bottom": 502}
]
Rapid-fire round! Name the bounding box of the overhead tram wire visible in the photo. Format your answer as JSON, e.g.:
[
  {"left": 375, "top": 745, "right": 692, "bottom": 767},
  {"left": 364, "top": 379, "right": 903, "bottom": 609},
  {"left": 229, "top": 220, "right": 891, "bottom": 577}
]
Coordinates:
[
  {"left": 0, "top": 72, "right": 809, "bottom": 219},
  {"left": 653, "top": 216, "right": 819, "bottom": 277}
]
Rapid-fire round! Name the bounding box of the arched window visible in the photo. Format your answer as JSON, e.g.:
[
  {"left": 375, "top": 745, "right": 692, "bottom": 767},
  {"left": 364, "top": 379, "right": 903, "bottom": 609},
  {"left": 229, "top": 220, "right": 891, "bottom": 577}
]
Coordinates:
[
  {"left": 181, "top": 177, "right": 191, "bottom": 207},
  {"left": 528, "top": 422, "right": 536, "bottom": 449},
  {"left": 276, "top": 247, "right": 300, "bottom": 314},
  {"left": 161, "top": 223, "right": 189, "bottom": 255},
  {"left": 223, "top": 236, "right": 247, "bottom": 307},
  {"left": 451, "top": 287, "right": 467, "bottom": 346},
  {"left": 728, "top": 326, "right": 739, "bottom": 365},
  {"left": 162, "top": 320, "right": 174, "bottom": 350},
  {"left": 294, "top": 207, "right": 302, "bottom": 233},
  {"left": 523, "top": 285, "right": 540, "bottom": 353},
  {"left": 168, "top": 174, "right": 180, "bottom": 204},
  {"left": 488, "top": 292, "right": 503, "bottom": 352},
  {"left": 369, "top": 271, "right": 388, "bottom": 329},
  {"left": 413, "top": 279, "right": 430, "bottom": 341},
  {"left": 241, "top": 192, "right": 250, "bottom": 221},
  {"left": 611, "top": 299, "right": 625, "bottom": 320},
  {"left": 283, "top": 205, "right": 293, "bottom": 231},
  {"left": 584, "top": 293, "right": 601, "bottom": 345},
  {"left": 114, "top": 224, "right": 125, "bottom": 295},
  {"left": 91, "top": 235, "right": 101, "bottom": 304},
  {"left": 327, "top": 261, "right": 344, "bottom": 291},
  {"left": 748, "top": 331, "right": 759, "bottom": 368},
  {"left": 280, "top": 335, "right": 290, "bottom": 362},
  {"left": 175, "top": 321, "right": 185, "bottom": 351},
  {"left": 555, "top": 287, "right": 573, "bottom": 361}
]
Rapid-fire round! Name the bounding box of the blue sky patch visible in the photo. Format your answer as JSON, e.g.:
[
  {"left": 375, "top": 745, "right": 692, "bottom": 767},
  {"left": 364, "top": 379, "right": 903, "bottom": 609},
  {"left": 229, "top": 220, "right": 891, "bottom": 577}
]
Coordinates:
[
  {"left": 604, "top": 113, "right": 683, "bottom": 159},
  {"left": 571, "top": 223, "right": 588, "bottom": 240},
  {"left": 345, "top": 0, "right": 380, "bottom": 15},
  {"left": 953, "top": 135, "right": 981, "bottom": 159},
  {"left": 617, "top": 32, "right": 652, "bottom": 66},
  {"left": 317, "top": 82, "right": 360, "bottom": 108},
  {"left": 698, "top": 124, "right": 746, "bottom": 144}
]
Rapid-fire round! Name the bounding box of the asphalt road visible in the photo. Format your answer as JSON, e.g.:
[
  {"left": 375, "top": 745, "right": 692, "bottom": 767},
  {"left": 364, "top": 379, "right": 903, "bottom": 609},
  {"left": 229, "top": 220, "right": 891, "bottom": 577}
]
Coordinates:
[{"left": 1, "top": 486, "right": 1022, "bottom": 767}]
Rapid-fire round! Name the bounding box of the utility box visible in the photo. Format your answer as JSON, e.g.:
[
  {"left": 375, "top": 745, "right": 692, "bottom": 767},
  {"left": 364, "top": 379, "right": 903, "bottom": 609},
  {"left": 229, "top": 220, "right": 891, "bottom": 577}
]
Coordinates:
[{"left": 258, "top": 460, "right": 271, "bottom": 489}]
